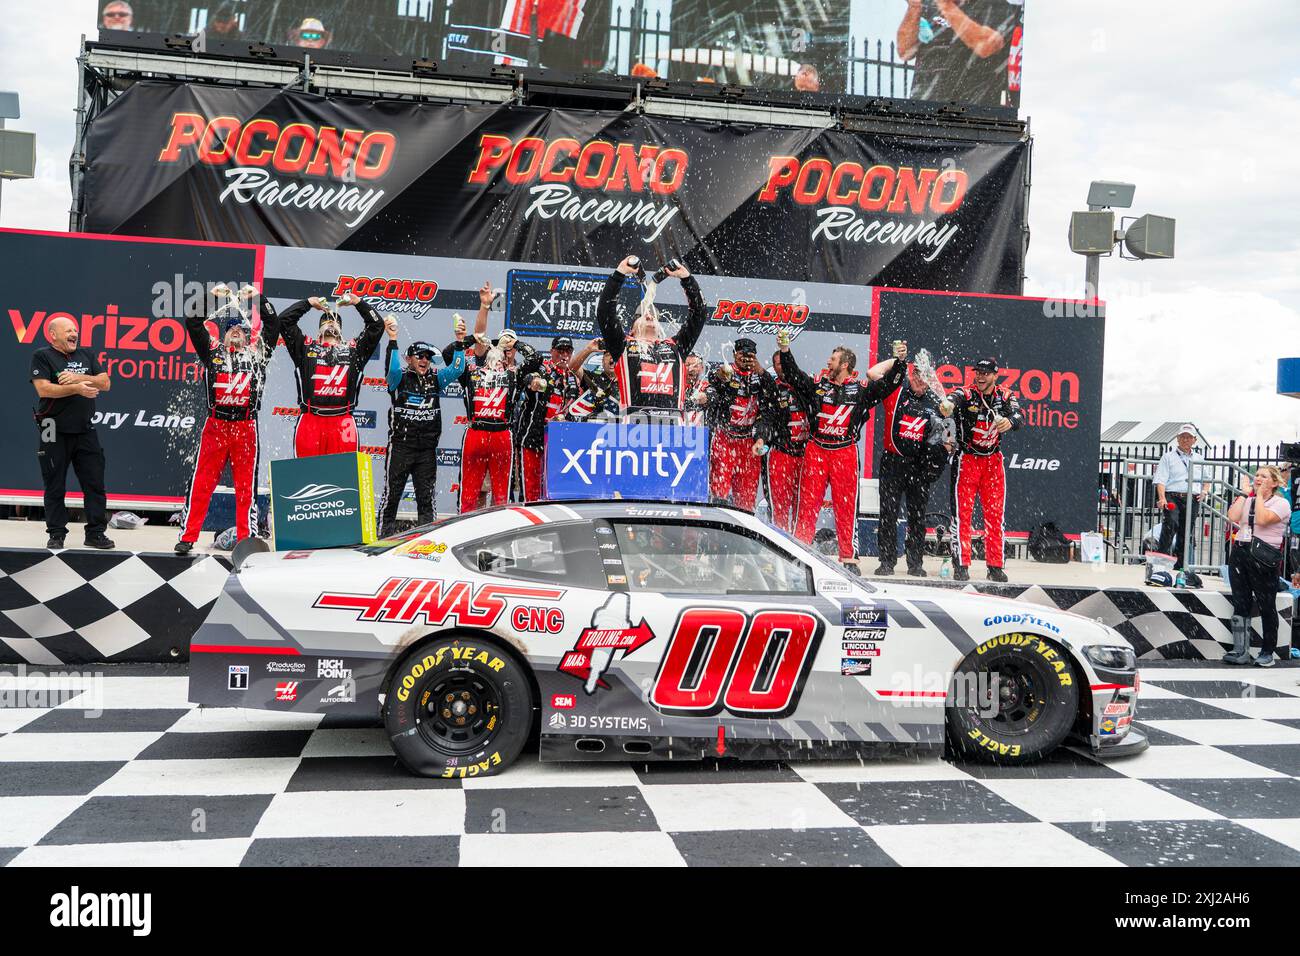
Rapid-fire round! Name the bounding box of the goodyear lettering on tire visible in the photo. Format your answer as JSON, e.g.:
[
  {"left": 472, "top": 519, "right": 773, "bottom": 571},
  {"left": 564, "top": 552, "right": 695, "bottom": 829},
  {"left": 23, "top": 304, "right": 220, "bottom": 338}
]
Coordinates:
[
  {"left": 975, "top": 633, "right": 1073, "bottom": 687},
  {"left": 395, "top": 644, "right": 508, "bottom": 702},
  {"left": 442, "top": 752, "right": 503, "bottom": 778}
]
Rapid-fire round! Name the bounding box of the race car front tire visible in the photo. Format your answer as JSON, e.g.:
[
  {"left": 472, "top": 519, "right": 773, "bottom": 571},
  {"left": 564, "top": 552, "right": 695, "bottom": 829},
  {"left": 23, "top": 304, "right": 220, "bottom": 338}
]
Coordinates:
[
  {"left": 384, "top": 636, "right": 534, "bottom": 778},
  {"left": 947, "top": 634, "right": 1079, "bottom": 764}
]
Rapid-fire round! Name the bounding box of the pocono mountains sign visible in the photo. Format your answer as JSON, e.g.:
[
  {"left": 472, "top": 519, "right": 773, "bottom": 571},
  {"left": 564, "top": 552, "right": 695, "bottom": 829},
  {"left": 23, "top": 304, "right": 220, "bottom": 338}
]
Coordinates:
[{"left": 83, "top": 83, "right": 1027, "bottom": 292}]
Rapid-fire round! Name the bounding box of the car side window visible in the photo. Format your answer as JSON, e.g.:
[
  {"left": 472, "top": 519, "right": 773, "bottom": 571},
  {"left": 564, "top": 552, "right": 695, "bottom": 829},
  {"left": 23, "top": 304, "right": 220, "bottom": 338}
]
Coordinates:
[
  {"left": 611, "top": 522, "right": 812, "bottom": 595},
  {"left": 454, "top": 523, "right": 605, "bottom": 589}
]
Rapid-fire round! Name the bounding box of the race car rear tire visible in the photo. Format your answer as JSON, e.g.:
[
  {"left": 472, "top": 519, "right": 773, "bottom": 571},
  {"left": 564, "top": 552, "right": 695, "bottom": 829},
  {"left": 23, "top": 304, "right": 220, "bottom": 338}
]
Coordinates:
[
  {"left": 384, "top": 636, "right": 534, "bottom": 778},
  {"left": 947, "top": 634, "right": 1078, "bottom": 764}
]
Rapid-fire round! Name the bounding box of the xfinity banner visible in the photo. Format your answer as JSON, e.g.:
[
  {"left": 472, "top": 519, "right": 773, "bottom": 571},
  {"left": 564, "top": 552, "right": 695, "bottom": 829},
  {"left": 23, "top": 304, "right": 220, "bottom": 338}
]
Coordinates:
[
  {"left": 873, "top": 289, "right": 1105, "bottom": 535},
  {"left": 0, "top": 228, "right": 261, "bottom": 505},
  {"left": 82, "top": 82, "right": 1028, "bottom": 293},
  {"left": 545, "top": 423, "right": 711, "bottom": 503}
]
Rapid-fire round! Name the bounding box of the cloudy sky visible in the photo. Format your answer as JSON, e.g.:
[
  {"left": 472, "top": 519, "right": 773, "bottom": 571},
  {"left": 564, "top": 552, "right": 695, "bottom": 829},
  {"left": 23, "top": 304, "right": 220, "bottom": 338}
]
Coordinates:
[{"left": 1, "top": 0, "right": 1296, "bottom": 447}]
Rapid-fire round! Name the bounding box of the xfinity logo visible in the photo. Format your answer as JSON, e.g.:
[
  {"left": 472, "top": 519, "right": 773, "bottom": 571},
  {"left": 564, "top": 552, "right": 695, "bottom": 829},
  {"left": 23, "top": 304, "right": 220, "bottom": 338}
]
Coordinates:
[{"left": 560, "top": 436, "right": 695, "bottom": 487}]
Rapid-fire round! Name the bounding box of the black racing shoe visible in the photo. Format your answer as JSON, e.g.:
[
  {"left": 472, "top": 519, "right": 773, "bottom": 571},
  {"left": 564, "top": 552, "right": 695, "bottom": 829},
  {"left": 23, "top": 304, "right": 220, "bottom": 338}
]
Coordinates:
[
  {"left": 46, "top": 535, "right": 65, "bottom": 549},
  {"left": 174, "top": 540, "right": 194, "bottom": 554},
  {"left": 84, "top": 533, "right": 116, "bottom": 551},
  {"left": 907, "top": 566, "right": 927, "bottom": 578},
  {"left": 873, "top": 563, "right": 895, "bottom": 576},
  {"left": 953, "top": 564, "right": 970, "bottom": 582},
  {"left": 987, "top": 567, "right": 1009, "bottom": 583}
]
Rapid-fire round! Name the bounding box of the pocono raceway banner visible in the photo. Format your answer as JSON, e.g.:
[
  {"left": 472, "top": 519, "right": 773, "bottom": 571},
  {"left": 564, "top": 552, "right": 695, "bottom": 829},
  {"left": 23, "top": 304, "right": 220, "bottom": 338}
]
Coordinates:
[
  {"left": 1, "top": 230, "right": 1104, "bottom": 535},
  {"left": 81, "top": 82, "right": 1027, "bottom": 293}
]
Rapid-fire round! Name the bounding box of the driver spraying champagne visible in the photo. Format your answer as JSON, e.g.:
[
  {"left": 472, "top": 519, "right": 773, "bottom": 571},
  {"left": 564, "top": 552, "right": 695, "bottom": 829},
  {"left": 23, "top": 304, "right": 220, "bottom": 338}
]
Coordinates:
[{"left": 596, "top": 255, "right": 708, "bottom": 423}]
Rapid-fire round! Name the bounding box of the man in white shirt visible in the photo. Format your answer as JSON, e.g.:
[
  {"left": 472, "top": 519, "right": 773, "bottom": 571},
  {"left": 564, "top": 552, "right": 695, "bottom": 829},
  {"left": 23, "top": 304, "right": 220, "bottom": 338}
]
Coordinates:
[{"left": 1154, "top": 424, "right": 1205, "bottom": 569}]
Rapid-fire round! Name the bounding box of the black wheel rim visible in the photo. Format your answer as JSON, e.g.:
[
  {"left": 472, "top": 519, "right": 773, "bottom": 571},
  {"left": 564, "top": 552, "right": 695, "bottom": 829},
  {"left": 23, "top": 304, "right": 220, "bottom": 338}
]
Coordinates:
[
  {"left": 414, "top": 668, "right": 502, "bottom": 755},
  {"left": 971, "top": 654, "right": 1045, "bottom": 737}
]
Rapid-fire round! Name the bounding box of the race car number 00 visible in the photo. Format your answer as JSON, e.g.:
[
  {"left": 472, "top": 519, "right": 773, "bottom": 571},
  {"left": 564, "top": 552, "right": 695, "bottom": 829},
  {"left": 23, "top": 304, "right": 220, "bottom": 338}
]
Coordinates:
[{"left": 651, "top": 608, "right": 821, "bottom": 718}]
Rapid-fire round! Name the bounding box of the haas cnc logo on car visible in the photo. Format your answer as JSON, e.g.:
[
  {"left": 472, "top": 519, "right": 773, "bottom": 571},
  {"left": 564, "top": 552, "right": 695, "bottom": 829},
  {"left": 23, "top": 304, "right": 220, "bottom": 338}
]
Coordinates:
[{"left": 314, "top": 578, "right": 564, "bottom": 628}]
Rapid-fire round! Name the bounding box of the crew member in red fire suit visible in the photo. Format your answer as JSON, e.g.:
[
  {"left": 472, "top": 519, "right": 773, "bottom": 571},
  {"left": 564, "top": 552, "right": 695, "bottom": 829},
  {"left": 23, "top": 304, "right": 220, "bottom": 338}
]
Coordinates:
[
  {"left": 596, "top": 256, "right": 707, "bottom": 423},
  {"left": 705, "top": 338, "right": 772, "bottom": 511},
  {"left": 760, "top": 340, "right": 812, "bottom": 533},
  {"left": 781, "top": 338, "right": 908, "bottom": 568},
  {"left": 458, "top": 330, "right": 542, "bottom": 513},
  {"left": 279, "top": 292, "right": 385, "bottom": 457},
  {"left": 378, "top": 316, "right": 468, "bottom": 535},
  {"left": 875, "top": 364, "right": 951, "bottom": 576},
  {"left": 517, "top": 335, "right": 581, "bottom": 501},
  {"left": 176, "top": 284, "right": 279, "bottom": 554},
  {"left": 945, "top": 357, "right": 1023, "bottom": 582}
]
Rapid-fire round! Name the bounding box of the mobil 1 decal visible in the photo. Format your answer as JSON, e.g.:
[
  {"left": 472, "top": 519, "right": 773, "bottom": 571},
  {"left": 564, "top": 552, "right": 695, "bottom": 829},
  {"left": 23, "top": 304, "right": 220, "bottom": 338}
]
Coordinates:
[
  {"left": 650, "top": 606, "right": 825, "bottom": 718},
  {"left": 872, "top": 289, "right": 1104, "bottom": 535}
]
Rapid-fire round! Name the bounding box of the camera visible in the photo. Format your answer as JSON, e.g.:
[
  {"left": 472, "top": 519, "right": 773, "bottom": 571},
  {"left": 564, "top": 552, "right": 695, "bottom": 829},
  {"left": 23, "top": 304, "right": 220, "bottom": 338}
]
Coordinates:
[{"left": 1281, "top": 442, "right": 1300, "bottom": 464}]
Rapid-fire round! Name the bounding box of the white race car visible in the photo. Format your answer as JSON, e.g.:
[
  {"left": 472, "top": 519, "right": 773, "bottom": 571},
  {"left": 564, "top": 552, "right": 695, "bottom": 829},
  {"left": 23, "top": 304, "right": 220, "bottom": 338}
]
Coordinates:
[{"left": 189, "top": 501, "right": 1146, "bottom": 777}]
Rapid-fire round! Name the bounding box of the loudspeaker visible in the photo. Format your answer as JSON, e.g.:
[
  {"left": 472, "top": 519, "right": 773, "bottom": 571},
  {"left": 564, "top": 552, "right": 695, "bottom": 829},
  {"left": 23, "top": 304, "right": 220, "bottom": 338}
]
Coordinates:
[
  {"left": 1069, "top": 210, "right": 1114, "bottom": 255},
  {"left": 1124, "top": 214, "right": 1176, "bottom": 259}
]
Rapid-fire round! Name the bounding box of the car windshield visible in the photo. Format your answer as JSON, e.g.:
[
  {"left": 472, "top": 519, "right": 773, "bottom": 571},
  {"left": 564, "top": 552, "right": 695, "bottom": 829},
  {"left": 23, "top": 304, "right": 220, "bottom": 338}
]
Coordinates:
[{"left": 765, "top": 523, "right": 877, "bottom": 591}]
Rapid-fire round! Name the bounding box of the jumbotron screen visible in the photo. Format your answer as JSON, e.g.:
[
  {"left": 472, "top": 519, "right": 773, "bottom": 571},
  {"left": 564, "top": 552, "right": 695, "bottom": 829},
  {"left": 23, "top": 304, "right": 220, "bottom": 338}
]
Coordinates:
[{"left": 96, "top": 0, "right": 1024, "bottom": 109}]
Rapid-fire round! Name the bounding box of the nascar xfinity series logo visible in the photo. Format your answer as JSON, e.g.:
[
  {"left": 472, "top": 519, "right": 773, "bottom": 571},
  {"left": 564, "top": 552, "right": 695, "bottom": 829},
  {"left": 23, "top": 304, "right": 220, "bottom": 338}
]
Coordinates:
[
  {"left": 506, "top": 270, "right": 605, "bottom": 338},
  {"left": 468, "top": 135, "right": 685, "bottom": 243},
  {"left": 158, "top": 113, "right": 397, "bottom": 228}
]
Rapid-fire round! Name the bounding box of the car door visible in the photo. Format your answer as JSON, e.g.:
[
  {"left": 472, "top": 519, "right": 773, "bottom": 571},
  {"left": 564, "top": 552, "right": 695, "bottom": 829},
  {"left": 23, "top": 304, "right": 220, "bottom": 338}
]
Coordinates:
[{"left": 605, "top": 518, "right": 826, "bottom": 730}]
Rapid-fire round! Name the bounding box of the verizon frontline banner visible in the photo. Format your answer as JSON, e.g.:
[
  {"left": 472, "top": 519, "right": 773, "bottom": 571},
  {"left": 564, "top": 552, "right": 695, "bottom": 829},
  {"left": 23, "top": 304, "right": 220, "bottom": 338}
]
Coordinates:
[
  {"left": 82, "top": 82, "right": 1027, "bottom": 293},
  {"left": 0, "top": 229, "right": 261, "bottom": 505},
  {"left": 873, "top": 289, "right": 1105, "bottom": 535}
]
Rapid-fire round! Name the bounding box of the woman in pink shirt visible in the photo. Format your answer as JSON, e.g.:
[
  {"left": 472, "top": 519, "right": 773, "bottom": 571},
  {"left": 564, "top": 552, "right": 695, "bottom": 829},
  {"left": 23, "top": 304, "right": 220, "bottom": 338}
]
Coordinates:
[{"left": 1225, "top": 466, "right": 1291, "bottom": 666}]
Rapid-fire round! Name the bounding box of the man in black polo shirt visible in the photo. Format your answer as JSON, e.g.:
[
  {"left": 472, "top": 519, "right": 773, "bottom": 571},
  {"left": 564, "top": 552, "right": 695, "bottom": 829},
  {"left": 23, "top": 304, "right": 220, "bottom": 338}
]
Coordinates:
[{"left": 31, "top": 317, "right": 115, "bottom": 549}]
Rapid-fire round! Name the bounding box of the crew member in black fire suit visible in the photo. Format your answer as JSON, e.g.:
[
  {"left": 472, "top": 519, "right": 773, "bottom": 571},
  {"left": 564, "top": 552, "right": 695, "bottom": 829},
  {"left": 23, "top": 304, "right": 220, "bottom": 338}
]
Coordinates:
[
  {"left": 378, "top": 315, "right": 468, "bottom": 535},
  {"left": 596, "top": 256, "right": 707, "bottom": 423},
  {"left": 705, "top": 338, "right": 773, "bottom": 512},
  {"left": 875, "top": 362, "right": 951, "bottom": 576},
  {"left": 278, "top": 292, "right": 385, "bottom": 457},
  {"left": 516, "top": 336, "right": 581, "bottom": 501}
]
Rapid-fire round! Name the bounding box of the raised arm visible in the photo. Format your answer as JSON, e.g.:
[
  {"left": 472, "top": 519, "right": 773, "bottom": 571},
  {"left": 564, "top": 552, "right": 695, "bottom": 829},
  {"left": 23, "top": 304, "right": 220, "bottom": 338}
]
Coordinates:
[
  {"left": 276, "top": 298, "right": 313, "bottom": 365},
  {"left": 673, "top": 268, "right": 707, "bottom": 356},
  {"left": 184, "top": 310, "right": 215, "bottom": 368},
  {"left": 436, "top": 340, "right": 468, "bottom": 390},
  {"left": 897, "top": 0, "right": 923, "bottom": 61},
  {"left": 597, "top": 271, "right": 628, "bottom": 361},
  {"left": 248, "top": 289, "right": 280, "bottom": 360},
  {"left": 936, "top": 0, "right": 1007, "bottom": 58},
  {"left": 570, "top": 339, "right": 602, "bottom": 373},
  {"left": 776, "top": 338, "right": 817, "bottom": 403},
  {"left": 350, "top": 297, "right": 386, "bottom": 369}
]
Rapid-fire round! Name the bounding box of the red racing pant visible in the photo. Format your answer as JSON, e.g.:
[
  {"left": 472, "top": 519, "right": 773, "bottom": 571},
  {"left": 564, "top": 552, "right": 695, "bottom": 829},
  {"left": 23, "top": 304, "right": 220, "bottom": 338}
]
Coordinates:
[
  {"left": 294, "top": 412, "right": 358, "bottom": 458},
  {"left": 795, "top": 442, "right": 859, "bottom": 560},
  {"left": 181, "top": 417, "right": 259, "bottom": 544},
  {"left": 954, "top": 451, "right": 1006, "bottom": 568},
  {"left": 709, "top": 432, "right": 761, "bottom": 511},
  {"left": 522, "top": 446, "right": 546, "bottom": 502},
  {"left": 460, "top": 427, "right": 513, "bottom": 513},
  {"left": 766, "top": 448, "right": 802, "bottom": 533}
]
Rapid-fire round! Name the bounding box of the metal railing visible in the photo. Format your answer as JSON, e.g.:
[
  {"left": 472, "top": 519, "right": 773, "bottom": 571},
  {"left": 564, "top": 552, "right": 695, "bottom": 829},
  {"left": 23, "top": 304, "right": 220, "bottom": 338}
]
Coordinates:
[{"left": 1098, "top": 443, "right": 1292, "bottom": 575}]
